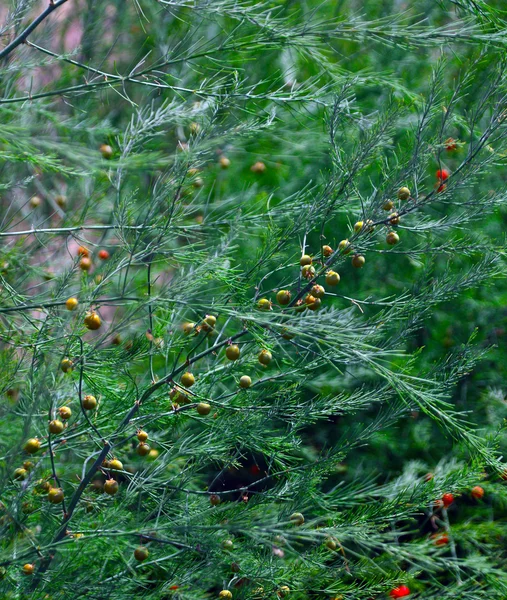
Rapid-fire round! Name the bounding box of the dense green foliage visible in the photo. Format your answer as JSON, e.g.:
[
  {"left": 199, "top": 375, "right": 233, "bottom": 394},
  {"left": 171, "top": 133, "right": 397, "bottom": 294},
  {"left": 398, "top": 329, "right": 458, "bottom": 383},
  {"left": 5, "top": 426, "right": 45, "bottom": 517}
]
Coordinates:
[{"left": 0, "top": 1, "right": 507, "bottom": 598}]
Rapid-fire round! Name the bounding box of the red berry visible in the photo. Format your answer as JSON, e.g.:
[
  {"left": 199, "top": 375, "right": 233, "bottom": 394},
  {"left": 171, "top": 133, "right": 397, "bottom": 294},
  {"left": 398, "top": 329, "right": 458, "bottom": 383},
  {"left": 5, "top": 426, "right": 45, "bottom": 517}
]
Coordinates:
[
  {"left": 445, "top": 138, "right": 457, "bottom": 152},
  {"left": 98, "top": 249, "right": 110, "bottom": 260},
  {"left": 471, "top": 485, "right": 484, "bottom": 500},
  {"left": 442, "top": 493, "right": 454, "bottom": 508},
  {"left": 431, "top": 532, "right": 449, "bottom": 546},
  {"left": 390, "top": 585, "right": 410, "bottom": 598},
  {"left": 436, "top": 168, "right": 450, "bottom": 181}
]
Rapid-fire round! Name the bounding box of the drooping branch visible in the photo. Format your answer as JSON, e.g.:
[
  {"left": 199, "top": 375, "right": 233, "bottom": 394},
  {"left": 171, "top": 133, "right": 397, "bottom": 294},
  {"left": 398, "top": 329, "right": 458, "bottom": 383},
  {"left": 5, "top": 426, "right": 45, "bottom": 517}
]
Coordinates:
[{"left": 0, "top": 0, "right": 70, "bottom": 61}]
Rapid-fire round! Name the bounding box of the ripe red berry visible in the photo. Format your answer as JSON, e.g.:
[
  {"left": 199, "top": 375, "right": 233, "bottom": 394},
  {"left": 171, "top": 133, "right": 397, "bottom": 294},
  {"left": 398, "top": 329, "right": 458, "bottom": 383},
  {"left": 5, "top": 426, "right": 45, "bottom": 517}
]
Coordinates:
[
  {"left": 436, "top": 168, "right": 450, "bottom": 181},
  {"left": 390, "top": 585, "right": 410, "bottom": 598},
  {"left": 431, "top": 532, "right": 449, "bottom": 546},
  {"left": 471, "top": 485, "right": 484, "bottom": 500},
  {"left": 442, "top": 493, "right": 454, "bottom": 508},
  {"left": 98, "top": 249, "right": 110, "bottom": 260}
]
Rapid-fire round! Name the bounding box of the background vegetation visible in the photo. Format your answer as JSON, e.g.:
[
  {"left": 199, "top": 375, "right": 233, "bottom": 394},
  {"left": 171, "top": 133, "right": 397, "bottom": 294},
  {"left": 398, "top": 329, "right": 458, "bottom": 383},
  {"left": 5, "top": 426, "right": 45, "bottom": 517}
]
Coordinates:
[{"left": 0, "top": 0, "right": 507, "bottom": 598}]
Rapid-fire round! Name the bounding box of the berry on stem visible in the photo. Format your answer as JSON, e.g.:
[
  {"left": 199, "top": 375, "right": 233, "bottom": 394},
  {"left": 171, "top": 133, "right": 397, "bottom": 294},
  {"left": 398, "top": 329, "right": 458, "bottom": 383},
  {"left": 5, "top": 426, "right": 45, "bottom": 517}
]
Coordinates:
[
  {"left": 22, "top": 564, "right": 35, "bottom": 576},
  {"left": 388, "top": 212, "right": 400, "bottom": 226},
  {"left": 289, "top": 512, "right": 304, "bottom": 525},
  {"left": 197, "top": 403, "right": 211, "bottom": 416},
  {"left": 397, "top": 187, "right": 411, "bottom": 200},
  {"left": 109, "top": 459, "right": 124, "bottom": 471},
  {"left": 257, "top": 298, "right": 272, "bottom": 310},
  {"left": 137, "top": 430, "right": 148, "bottom": 442},
  {"left": 47, "top": 487, "right": 64, "bottom": 504},
  {"left": 134, "top": 546, "right": 149, "bottom": 561},
  {"left": 300, "top": 254, "right": 312, "bottom": 266},
  {"left": 219, "top": 591, "right": 233, "bottom": 600},
  {"left": 137, "top": 443, "right": 151, "bottom": 456},
  {"left": 258, "top": 350, "right": 272, "bottom": 366},
  {"left": 239, "top": 375, "right": 252, "bottom": 388},
  {"left": 325, "top": 271, "right": 340, "bottom": 286},
  {"left": 14, "top": 467, "right": 27, "bottom": 480},
  {"left": 24, "top": 438, "right": 40, "bottom": 454},
  {"left": 82, "top": 395, "right": 97, "bottom": 410},
  {"left": 202, "top": 315, "right": 216, "bottom": 332},
  {"left": 49, "top": 420, "right": 64, "bottom": 434},
  {"left": 250, "top": 161, "right": 266, "bottom": 173},
  {"left": 386, "top": 231, "right": 400, "bottom": 246},
  {"left": 390, "top": 585, "right": 410, "bottom": 598},
  {"left": 276, "top": 290, "right": 291, "bottom": 305},
  {"left": 79, "top": 257, "right": 92, "bottom": 271},
  {"left": 471, "top": 486, "right": 484, "bottom": 499},
  {"left": 353, "top": 221, "right": 363, "bottom": 233},
  {"left": 442, "top": 493, "right": 454, "bottom": 508},
  {"left": 322, "top": 245, "right": 333, "bottom": 257},
  {"left": 311, "top": 284, "right": 325, "bottom": 298},
  {"left": 100, "top": 144, "right": 113, "bottom": 159},
  {"left": 60, "top": 358, "right": 74, "bottom": 373},
  {"left": 225, "top": 345, "right": 240, "bottom": 360},
  {"left": 436, "top": 168, "right": 450, "bottom": 181},
  {"left": 98, "top": 249, "right": 110, "bottom": 260},
  {"left": 305, "top": 295, "right": 321, "bottom": 311},
  {"left": 84, "top": 311, "right": 101, "bottom": 330},
  {"left": 351, "top": 254, "right": 365, "bottom": 268},
  {"left": 301, "top": 265, "right": 315, "bottom": 279},
  {"left": 181, "top": 372, "right": 195, "bottom": 387},
  {"left": 104, "top": 479, "right": 119, "bottom": 496},
  {"left": 210, "top": 494, "right": 221, "bottom": 506},
  {"left": 382, "top": 200, "right": 394, "bottom": 211},
  {"left": 65, "top": 297, "right": 78, "bottom": 311},
  {"left": 338, "top": 239, "right": 352, "bottom": 254}
]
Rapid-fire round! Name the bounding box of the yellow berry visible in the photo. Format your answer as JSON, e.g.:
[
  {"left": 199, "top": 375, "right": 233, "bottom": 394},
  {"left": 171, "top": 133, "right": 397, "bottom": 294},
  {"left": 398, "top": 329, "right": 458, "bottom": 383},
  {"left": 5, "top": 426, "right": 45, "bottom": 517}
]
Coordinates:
[
  {"left": 301, "top": 265, "right": 315, "bottom": 279},
  {"left": 322, "top": 245, "right": 333, "bottom": 257},
  {"left": 310, "top": 284, "right": 325, "bottom": 298},
  {"left": 258, "top": 350, "right": 272, "bottom": 366},
  {"left": 109, "top": 459, "right": 123, "bottom": 471},
  {"left": 82, "top": 395, "right": 97, "bottom": 410},
  {"left": 353, "top": 221, "right": 363, "bottom": 233},
  {"left": 197, "top": 402, "right": 211, "bottom": 416},
  {"left": 225, "top": 345, "right": 240, "bottom": 361},
  {"left": 181, "top": 372, "right": 195, "bottom": 387},
  {"left": 300, "top": 255, "right": 312, "bottom": 266},
  {"left": 338, "top": 239, "right": 352, "bottom": 254},
  {"left": 137, "top": 430, "right": 148, "bottom": 442},
  {"left": 65, "top": 297, "right": 78, "bottom": 311},
  {"left": 47, "top": 487, "right": 64, "bottom": 504},
  {"left": 24, "top": 438, "right": 40, "bottom": 454},
  {"left": 397, "top": 186, "right": 410, "bottom": 200},
  {"left": 257, "top": 298, "right": 272, "bottom": 311},
  {"left": 104, "top": 479, "right": 119, "bottom": 495},
  {"left": 239, "top": 375, "right": 252, "bottom": 388},
  {"left": 48, "top": 420, "right": 64, "bottom": 435},
  {"left": 60, "top": 358, "right": 74, "bottom": 373},
  {"left": 276, "top": 290, "right": 291, "bottom": 305},
  {"left": 351, "top": 255, "right": 365, "bottom": 268},
  {"left": 84, "top": 311, "right": 101, "bottom": 330},
  {"left": 289, "top": 512, "right": 304, "bottom": 525},
  {"left": 325, "top": 271, "right": 340, "bottom": 286},
  {"left": 382, "top": 200, "right": 394, "bottom": 211},
  {"left": 386, "top": 231, "right": 400, "bottom": 245},
  {"left": 137, "top": 442, "right": 151, "bottom": 456}
]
